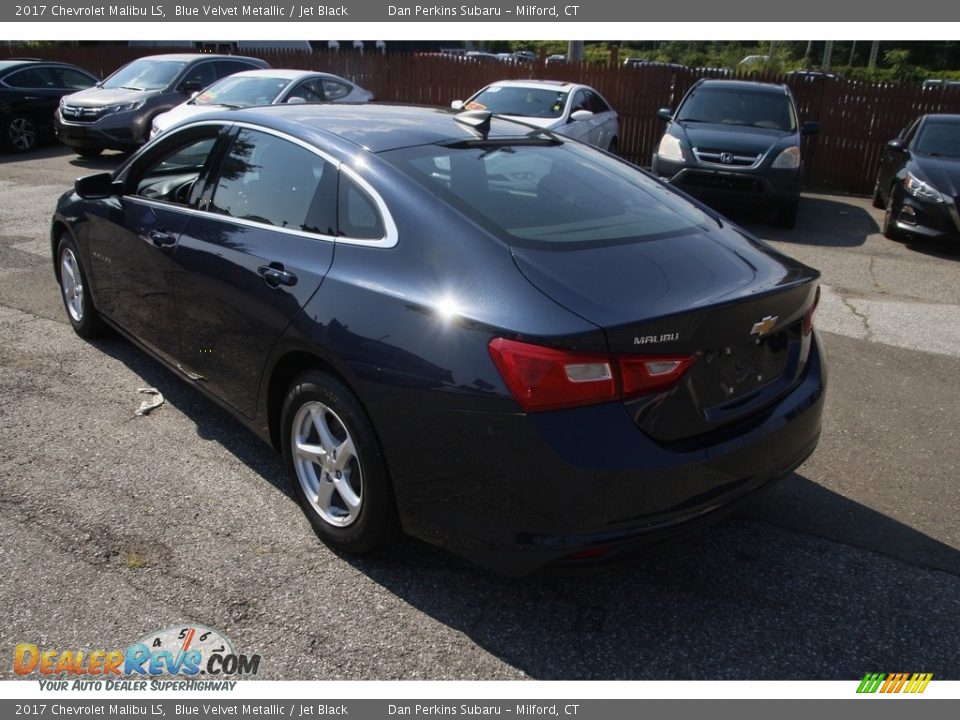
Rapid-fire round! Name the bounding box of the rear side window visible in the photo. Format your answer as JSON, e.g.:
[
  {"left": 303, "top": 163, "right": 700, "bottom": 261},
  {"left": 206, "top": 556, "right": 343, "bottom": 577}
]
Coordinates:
[
  {"left": 383, "top": 141, "right": 711, "bottom": 248},
  {"left": 338, "top": 175, "right": 385, "bottom": 240},
  {"left": 210, "top": 128, "right": 336, "bottom": 234},
  {"left": 4, "top": 67, "right": 57, "bottom": 88}
]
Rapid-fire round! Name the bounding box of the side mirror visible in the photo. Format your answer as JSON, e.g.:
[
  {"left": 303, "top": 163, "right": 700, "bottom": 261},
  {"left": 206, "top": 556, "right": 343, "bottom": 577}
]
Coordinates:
[
  {"left": 657, "top": 107, "right": 673, "bottom": 121},
  {"left": 801, "top": 121, "right": 821, "bottom": 136},
  {"left": 886, "top": 139, "right": 906, "bottom": 152},
  {"left": 570, "top": 109, "right": 593, "bottom": 122},
  {"left": 450, "top": 100, "right": 464, "bottom": 110},
  {"left": 75, "top": 173, "right": 120, "bottom": 199}
]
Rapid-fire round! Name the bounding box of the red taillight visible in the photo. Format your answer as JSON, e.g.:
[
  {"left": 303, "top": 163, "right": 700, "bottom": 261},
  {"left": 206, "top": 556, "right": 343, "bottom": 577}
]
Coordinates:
[
  {"left": 488, "top": 338, "right": 618, "bottom": 412},
  {"left": 803, "top": 285, "right": 820, "bottom": 336},
  {"left": 619, "top": 355, "right": 699, "bottom": 398},
  {"left": 488, "top": 337, "right": 696, "bottom": 413}
]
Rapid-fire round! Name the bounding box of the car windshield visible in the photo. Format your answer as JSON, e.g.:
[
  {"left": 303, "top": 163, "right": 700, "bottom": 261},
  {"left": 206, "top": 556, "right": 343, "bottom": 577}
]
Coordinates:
[
  {"left": 914, "top": 120, "right": 960, "bottom": 157},
  {"left": 466, "top": 86, "right": 568, "bottom": 119},
  {"left": 193, "top": 76, "right": 290, "bottom": 107},
  {"left": 382, "top": 141, "right": 713, "bottom": 248},
  {"left": 102, "top": 59, "right": 188, "bottom": 91},
  {"left": 677, "top": 87, "right": 797, "bottom": 131}
]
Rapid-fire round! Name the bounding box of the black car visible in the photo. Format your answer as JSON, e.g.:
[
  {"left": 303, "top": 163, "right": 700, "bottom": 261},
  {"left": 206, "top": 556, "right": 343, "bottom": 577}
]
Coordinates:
[
  {"left": 52, "top": 104, "right": 826, "bottom": 575},
  {"left": 0, "top": 59, "right": 98, "bottom": 153},
  {"left": 652, "top": 79, "right": 821, "bottom": 228},
  {"left": 872, "top": 114, "right": 960, "bottom": 243},
  {"left": 55, "top": 53, "right": 268, "bottom": 157}
]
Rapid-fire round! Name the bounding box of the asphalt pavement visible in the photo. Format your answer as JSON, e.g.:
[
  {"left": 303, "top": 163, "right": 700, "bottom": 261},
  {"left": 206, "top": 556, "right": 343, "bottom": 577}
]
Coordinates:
[{"left": 1, "top": 145, "right": 958, "bottom": 680}]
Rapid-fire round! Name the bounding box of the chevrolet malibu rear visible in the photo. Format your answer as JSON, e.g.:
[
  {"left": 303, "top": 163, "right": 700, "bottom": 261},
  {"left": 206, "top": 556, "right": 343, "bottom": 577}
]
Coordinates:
[{"left": 52, "top": 105, "right": 825, "bottom": 576}]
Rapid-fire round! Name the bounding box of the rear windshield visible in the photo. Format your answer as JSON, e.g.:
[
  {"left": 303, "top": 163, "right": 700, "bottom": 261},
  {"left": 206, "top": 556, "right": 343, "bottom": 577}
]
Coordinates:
[
  {"left": 677, "top": 87, "right": 797, "bottom": 132},
  {"left": 465, "top": 86, "right": 568, "bottom": 119},
  {"left": 914, "top": 119, "right": 960, "bottom": 158},
  {"left": 381, "top": 141, "right": 713, "bottom": 248}
]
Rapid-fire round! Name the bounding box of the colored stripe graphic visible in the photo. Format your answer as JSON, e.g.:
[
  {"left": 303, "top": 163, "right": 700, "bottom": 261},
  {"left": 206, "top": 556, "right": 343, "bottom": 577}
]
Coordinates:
[{"left": 857, "top": 672, "right": 932, "bottom": 694}]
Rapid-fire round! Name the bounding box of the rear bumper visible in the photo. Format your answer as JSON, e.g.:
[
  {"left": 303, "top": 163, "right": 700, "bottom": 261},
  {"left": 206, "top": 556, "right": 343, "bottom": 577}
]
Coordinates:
[{"left": 376, "top": 333, "right": 827, "bottom": 576}]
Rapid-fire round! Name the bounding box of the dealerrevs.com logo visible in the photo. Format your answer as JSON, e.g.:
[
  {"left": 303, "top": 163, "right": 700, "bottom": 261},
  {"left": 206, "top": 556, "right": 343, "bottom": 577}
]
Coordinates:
[
  {"left": 13, "top": 624, "right": 261, "bottom": 691},
  {"left": 857, "top": 673, "right": 933, "bottom": 694}
]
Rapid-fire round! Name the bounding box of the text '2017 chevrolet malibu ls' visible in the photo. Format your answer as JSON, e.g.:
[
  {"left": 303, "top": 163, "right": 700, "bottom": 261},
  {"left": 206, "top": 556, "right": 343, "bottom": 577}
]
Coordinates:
[{"left": 52, "top": 104, "right": 826, "bottom": 575}]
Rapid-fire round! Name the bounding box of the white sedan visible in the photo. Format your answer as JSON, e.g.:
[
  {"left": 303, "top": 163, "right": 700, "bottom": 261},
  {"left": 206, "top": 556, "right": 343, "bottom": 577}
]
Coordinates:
[
  {"left": 150, "top": 69, "right": 373, "bottom": 139},
  {"left": 451, "top": 80, "right": 620, "bottom": 153}
]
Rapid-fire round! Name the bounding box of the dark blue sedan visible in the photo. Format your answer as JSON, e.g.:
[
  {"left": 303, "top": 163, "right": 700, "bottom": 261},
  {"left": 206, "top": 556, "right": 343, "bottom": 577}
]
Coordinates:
[{"left": 51, "top": 104, "right": 826, "bottom": 575}]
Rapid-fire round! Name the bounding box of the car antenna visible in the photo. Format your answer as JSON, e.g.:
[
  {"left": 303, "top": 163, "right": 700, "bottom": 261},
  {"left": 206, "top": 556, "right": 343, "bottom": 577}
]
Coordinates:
[{"left": 454, "top": 110, "right": 492, "bottom": 138}]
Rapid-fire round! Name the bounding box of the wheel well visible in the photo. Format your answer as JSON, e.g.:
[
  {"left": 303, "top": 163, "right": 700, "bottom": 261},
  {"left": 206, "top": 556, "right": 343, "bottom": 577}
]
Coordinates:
[
  {"left": 51, "top": 222, "right": 67, "bottom": 280},
  {"left": 266, "top": 350, "right": 347, "bottom": 450}
]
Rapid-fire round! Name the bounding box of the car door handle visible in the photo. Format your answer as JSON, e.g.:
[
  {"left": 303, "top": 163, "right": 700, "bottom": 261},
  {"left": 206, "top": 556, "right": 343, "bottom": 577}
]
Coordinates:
[
  {"left": 258, "top": 264, "right": 297, "bottom": 287},
  {"left": 148, "top": 229, "right": 178, "bottom": 250}
]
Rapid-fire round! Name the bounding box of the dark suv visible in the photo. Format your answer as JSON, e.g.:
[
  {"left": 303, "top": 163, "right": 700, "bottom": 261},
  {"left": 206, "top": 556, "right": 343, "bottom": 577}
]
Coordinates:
[
  {"left": 55, "top": 53, "right": 268, "bottom": 157},
  {"left": 652, "top": 79, "right": 820, "bottom": 228}
]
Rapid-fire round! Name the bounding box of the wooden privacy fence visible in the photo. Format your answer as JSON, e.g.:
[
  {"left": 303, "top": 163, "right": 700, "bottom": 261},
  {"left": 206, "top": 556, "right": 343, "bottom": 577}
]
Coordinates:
[{"left": 10, "top": 45, "right": 960, "bottom": 195}]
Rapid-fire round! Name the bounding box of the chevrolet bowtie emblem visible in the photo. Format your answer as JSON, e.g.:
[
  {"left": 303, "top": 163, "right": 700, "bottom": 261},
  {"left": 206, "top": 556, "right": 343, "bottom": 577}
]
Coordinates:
[{"left": 750, "top": 315, "right": 778, "bottom": 336}]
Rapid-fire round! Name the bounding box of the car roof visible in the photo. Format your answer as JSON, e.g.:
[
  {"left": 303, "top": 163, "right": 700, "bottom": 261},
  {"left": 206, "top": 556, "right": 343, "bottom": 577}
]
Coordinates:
[
  {"left": 695, "top": 79, "right": 789, "bottom": 94},
  {"left": 485, "top": 79, "right": 578, "bottom": 90},
  {"left": 0, "top": 59, "right": 88, "bottom": 73},
  {"left": 215, "top": 69, "right": 331, "bottom": 81},
  {"left": 921, "top": 113, "right": 960, "bottom": 122},
  {"left": 191, "top": 103, "right": 566, "bottom": 153},
  {"left": 132, "top": 53, "right": 263, "bottom": 63}
]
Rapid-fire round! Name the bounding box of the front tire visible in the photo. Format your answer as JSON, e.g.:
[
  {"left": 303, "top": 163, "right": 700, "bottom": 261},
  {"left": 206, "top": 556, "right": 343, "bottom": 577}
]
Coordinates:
[
  {"left": 57, "top": 235, "right": 105, "bottom": 338},
  {"left": 76, "top": 147, "right": 103, "bottom": 158},
  {"left": 882, "top": 197, "right": 904, "bottom": 240},
  {"left": 775, "top": 198, "right": 799, "bottom": 228},
  {"left": 872, "top": 180, "right": 885, "bottom": 209},
  {"left": 281, "top": 370, "right": 396, "bottom": 555},
  {"left": 6, "top": 115, "right": 38, "bottom": 153}
]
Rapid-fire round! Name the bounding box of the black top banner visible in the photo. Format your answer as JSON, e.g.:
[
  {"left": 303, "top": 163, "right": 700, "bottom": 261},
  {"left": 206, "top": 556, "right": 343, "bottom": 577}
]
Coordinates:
[{"left": 7, "top": 0, "right": 960, "bottom": 22}]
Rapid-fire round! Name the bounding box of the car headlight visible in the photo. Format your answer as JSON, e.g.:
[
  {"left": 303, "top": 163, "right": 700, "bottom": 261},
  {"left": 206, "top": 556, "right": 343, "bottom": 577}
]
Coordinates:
[
  {"left": 771, "top": 146, "right": 801, "bottom": 169},
  {"left": 104, "top": 101, "right": 145, "bottom": 114},
  {"left": 903, "top": 172, "right": 944, "bottom": 203},
  {"left": 657, "top": 134, "right": 684, "bottom": 162}
]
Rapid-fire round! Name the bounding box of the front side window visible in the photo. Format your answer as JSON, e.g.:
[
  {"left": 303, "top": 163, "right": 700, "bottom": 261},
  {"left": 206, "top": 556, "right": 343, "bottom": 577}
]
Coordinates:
[
  {"left": 210, "top": 128, "right": 335, "bottom": 234},
  {"left": 131, "top": 135, "right": 218, "bottom": 205},
  {"left": 181, "top": 62, "right": 218, "bottom": 91},
  {"left": 53, "top": 67, "right": 97, "bottom": 90},
  {"left": 322, "top": 80, "right": 351, "bottom": 101},
  {"left": 383, "top": 141, "right": 711, "bottom": 248}
]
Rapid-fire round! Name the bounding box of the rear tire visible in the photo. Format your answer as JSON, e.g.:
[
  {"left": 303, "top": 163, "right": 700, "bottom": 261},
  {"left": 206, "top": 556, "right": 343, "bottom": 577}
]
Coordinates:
[
  {"left": 57, "top": 235, "right": 106, "bottom": 338},
  {"left": 281, "top": 370, "right": 397, "bottom": 555},
  {"left": 5, "top": 115, "right": 38, "bottom": 153}
]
